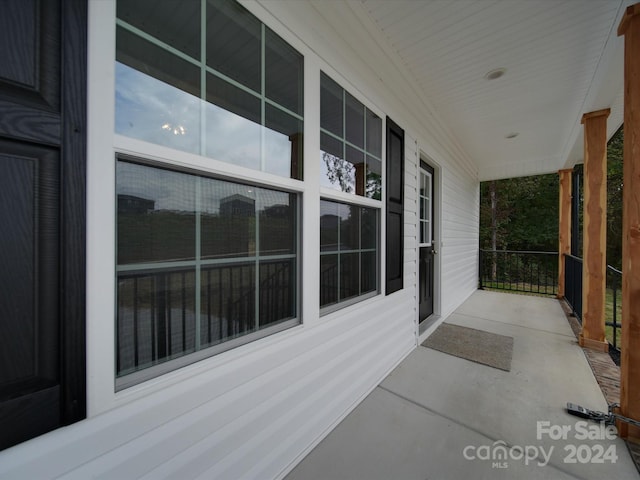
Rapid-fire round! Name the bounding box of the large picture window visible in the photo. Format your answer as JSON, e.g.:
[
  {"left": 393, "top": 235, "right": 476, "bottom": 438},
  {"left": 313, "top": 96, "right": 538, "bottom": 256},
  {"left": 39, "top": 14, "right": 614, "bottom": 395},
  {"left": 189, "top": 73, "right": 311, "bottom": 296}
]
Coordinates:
[
  {"left": 320, "top": 200, "right": 378, "bottom": 310},
  {"left": 115, "top": 0, "right": 304, "bottom": 179},
  {"left": 320, "top": 72, "right": 382, "bottom": 198},
  {"left": 116, "top": 159, "right": 298, "bottom": 386}
]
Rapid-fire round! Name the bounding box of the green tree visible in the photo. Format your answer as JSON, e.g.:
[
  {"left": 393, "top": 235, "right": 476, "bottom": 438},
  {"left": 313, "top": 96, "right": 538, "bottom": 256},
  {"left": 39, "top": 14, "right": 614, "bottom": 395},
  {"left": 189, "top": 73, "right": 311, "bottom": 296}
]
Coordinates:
[
  {"left": 480, "top": 173, "right": 559, "bottom": 252},
  {"left": 607, "top": 126, "right": 623, "bottom": 270}
]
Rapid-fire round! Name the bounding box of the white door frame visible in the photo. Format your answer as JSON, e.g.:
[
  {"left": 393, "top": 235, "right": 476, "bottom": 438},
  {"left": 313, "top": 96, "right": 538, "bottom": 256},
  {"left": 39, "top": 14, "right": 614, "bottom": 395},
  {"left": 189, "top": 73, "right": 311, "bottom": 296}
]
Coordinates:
[{"left": 417, "top": 153, "right": 442, "bottom": 342}]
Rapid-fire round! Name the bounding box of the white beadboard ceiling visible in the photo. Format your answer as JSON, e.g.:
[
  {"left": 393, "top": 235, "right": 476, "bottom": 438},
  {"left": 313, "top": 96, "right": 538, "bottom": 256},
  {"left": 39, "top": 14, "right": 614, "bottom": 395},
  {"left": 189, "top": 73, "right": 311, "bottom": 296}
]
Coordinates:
[{"left": 357, "top": 0, "right": 631, "bottom": 181}]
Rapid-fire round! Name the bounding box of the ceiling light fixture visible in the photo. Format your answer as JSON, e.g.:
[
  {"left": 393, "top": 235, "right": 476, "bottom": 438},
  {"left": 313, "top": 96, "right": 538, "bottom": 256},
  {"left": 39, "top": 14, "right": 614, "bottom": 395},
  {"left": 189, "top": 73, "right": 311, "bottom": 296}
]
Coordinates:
[{"left": 485, "top": 68, "right": 506, "bottom": 80}]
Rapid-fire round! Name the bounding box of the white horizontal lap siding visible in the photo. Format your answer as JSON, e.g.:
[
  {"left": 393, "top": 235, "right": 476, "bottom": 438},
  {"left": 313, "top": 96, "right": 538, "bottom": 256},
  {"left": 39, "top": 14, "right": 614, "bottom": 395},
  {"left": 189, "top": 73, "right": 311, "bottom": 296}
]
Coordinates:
[
  {"left": 440, "top": 165, "right": 480, "bottom": 317},
  {"left": 2, "top": 295, "right": 414, "bottom": 480},
  {"left": 0, "top": 1, "right": 480, "bottom": 478}
]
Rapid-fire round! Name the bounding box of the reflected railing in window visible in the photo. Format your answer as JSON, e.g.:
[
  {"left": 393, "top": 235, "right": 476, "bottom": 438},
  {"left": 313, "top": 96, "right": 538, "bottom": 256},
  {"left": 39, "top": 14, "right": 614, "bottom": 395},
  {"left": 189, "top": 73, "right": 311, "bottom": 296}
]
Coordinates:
[{"left": 116, "top": 158, "right": 298, "bottom": 382}]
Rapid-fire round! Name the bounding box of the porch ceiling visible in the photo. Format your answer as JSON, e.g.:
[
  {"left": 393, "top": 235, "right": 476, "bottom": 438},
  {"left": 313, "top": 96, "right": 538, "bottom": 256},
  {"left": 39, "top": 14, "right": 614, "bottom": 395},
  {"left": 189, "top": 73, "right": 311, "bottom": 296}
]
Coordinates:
[{"left": 358, "top": 0, "right": 631, "bottom": 181}]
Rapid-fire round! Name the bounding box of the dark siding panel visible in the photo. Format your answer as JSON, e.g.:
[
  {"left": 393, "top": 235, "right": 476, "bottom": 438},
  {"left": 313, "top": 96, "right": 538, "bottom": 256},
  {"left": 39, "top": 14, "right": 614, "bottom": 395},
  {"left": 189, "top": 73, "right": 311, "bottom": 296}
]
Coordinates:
[{"left": 385, "top": 118, "right": 404, "bottom": 295}]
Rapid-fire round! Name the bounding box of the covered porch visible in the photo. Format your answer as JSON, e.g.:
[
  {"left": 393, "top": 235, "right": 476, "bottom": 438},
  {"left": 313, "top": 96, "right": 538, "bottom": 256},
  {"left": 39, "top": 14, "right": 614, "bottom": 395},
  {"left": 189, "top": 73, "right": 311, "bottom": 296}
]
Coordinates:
[{"left": 286, "top": 290, "right": 638, "bottom": 479}]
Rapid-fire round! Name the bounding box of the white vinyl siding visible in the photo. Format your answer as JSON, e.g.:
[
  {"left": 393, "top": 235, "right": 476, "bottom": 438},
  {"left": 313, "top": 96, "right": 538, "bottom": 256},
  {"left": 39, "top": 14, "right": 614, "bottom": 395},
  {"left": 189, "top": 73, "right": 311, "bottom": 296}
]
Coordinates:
[{"left": 0, "top": 1, "right": 479, "bottom": 477}]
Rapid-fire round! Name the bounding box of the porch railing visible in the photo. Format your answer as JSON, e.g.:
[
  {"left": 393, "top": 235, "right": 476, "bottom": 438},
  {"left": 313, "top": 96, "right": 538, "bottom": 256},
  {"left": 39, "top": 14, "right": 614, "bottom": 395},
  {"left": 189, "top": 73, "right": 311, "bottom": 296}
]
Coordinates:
[
  {"left": 563, "top": 254, "right": 622, "bottom": 354},
  {"left": 606, "top": 265, "right": 622, "bottom": 350},
  {"left": 564, "top": 254, "right": 583, "bottom": 320},
  {"left": 479, "top": 249, "right": 558, "bottom": 296}
]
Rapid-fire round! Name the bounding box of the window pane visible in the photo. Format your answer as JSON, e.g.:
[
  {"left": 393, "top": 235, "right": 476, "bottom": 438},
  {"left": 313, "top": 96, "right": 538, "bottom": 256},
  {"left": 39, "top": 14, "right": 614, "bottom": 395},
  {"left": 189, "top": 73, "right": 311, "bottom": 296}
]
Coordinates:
[
  {"left": 320, "top": 202, "right": 378, "bottom": 311},
  {"left": 117, "top": 270, "right": 196, "bottom": 377},
  {"left": 117, "top": 0, "right": 303, "bottom": 180},
  {"left": 361, "top": 207, "right": 377, "bottom": 249},
  {"left": 346, "top": 145, "right": 365, "bottom": 196},
  {"left": 206, "top": 0, "right": 261, "bottom": 92},
  {"left": 366, "top": 109, "right": 382, "bottom": 158},
  {"left": 200, "top": 179, "right": 256, "bottom": 260},
  {"left": 205, "top": 76, "right": 261, "bottom": 169},
  {"left": 321, "top": 133, "right": 354, "bottom": 193},
  {"left": 116, "top": 34, "right": 201, "bottom": 153},
  {"left": 339, "top": 203, "right": 360, "bottom": 251},
  {"left": 340, "top": 253, "right": 359, "bottom": 301},
  {"left": 117, "top": 0, "right": 200, "bottom": 59},
  {"left": 361, "top": 251, "right": 377, "bottom": 294},
  {"left": 259, "top": 259, "right": 296, "bottom": 326},
  {"left": 200, "top": 263, "right": 256, "bottom": 346},
  {"left": 116, "top": 27, "right": 201, "bottom": 99},
  {"left": 259, "top": 190, "right": 296, "bottom": 256},
  {"left": 320, "top": 254, "right": 338, "bottom": 307},
  {"left": 321, "top": 72, "right": 382, "bottom": 200},
  {"left": 117, "top": 162, "right": 196, "bottom": 264},
  {"left": 320, "top": 73, "right": 343, "bottom": 136},
  {"left": 320, "top": 200, "right": 339, "bottom": 252},
  {"left": 264, "top": 105, "right": 303, "bottom": 179},
  {"left": 265, "top": 28, "right": 303, "bottom": 115},
  {"left": 345, "top": 92, "right": 364, "bottom": 149},
  {"left": 366, "top": 155, "right": 382, "bottom": 200}
]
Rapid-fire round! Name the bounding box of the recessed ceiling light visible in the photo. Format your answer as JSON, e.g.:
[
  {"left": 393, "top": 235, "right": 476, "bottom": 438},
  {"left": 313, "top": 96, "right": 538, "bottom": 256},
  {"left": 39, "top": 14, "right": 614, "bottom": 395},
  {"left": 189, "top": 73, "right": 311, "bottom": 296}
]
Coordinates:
[
  {"left": 485, "top": 68, "right": 506, "bottom": 80},
  {"left": 505, "top": 132, "right": 519, "bottom": 139}
]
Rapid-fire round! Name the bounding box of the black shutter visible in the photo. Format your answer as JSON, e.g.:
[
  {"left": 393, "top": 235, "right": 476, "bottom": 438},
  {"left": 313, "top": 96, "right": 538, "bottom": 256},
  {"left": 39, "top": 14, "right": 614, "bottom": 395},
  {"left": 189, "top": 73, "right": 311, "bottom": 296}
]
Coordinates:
[
  {"left": 385, "top": 117, "right": 404, "bottom": 295},
  {"left": 0, "top": 0, "right": 87, "bottom": 450}
]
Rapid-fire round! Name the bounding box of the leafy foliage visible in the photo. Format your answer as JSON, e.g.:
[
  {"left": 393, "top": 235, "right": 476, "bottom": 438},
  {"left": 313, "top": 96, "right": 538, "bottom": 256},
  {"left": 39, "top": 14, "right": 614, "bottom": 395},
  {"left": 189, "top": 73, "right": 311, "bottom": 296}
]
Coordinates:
[
  {"left": 479, "top": 126, "right": 624, "bottom": 269},
  {"left": 480, "top": 173, "right": 559, "bottom": 252}
]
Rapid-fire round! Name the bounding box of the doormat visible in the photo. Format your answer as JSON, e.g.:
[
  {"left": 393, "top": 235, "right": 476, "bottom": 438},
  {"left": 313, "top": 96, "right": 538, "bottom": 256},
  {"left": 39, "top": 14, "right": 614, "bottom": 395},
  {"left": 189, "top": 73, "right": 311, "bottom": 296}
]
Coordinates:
[{"left": 421, "top": 323, "right": 514, "bottom": 372}]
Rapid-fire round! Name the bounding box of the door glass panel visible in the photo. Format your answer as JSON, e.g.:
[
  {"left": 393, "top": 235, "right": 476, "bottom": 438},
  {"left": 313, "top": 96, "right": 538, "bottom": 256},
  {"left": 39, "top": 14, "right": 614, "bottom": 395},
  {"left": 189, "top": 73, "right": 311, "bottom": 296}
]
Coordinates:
[{"left": 419, "top": 169, "right": 432, "bottom": 246}]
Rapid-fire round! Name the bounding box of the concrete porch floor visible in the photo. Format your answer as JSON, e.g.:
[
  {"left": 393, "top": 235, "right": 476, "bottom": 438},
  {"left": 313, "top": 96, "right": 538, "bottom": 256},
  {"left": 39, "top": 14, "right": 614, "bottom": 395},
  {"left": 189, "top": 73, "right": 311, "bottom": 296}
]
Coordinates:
[{"left": 285, "top": 290, "right": 639, "bottom": 480}]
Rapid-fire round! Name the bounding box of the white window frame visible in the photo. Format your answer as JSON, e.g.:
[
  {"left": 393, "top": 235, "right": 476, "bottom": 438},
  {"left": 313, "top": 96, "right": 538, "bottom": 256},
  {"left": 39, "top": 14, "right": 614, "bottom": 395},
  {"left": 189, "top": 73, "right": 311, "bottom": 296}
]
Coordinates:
[
  {"left": 86, "top": 0, "right": 315, "bottom": 416},
  {"left": 318, "top": 70, "right": 385, "bottom": 314}
]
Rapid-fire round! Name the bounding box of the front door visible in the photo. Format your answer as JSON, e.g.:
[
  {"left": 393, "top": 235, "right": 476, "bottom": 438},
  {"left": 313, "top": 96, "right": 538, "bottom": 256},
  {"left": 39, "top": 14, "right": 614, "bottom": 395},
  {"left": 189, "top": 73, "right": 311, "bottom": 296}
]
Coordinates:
[{"left": 419, "top": 162, "right": 435, "bottom": 323}]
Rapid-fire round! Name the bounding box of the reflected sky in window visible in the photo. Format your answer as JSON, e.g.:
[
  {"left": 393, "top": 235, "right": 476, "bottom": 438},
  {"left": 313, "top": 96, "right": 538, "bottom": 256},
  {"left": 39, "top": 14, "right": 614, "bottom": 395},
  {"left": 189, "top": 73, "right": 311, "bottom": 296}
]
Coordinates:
[{"left": 116, "top": 62, "right": 296, "bottom": 177}]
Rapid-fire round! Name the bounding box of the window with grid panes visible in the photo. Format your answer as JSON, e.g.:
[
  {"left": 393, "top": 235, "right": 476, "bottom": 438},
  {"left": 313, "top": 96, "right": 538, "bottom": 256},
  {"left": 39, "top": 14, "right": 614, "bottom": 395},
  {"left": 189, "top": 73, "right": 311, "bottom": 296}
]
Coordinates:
[
  {"left": 319, "top": 72, "right": 381, "bottom": 311},
  {"left": 114, "top": 0, "right": 302, "bottom": 387}
]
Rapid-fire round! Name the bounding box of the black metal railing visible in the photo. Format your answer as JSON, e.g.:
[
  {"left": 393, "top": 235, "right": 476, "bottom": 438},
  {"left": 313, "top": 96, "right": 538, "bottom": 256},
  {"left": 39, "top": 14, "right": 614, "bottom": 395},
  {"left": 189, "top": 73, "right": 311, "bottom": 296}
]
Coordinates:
[
  {"left": 116, "top": 260, "right": 295, "bottom": 377},
  {"left": 563, "top": 254, "right": 622, "bottom": 355},
  {"left": 564, "top": 254, "right": 583, "bottom": 320},
  {"left": 606, "top": 265, "right": 622, "bottom": 350},
  {"left": 479, "top": 250, "right": 558, "bottom": 296}
]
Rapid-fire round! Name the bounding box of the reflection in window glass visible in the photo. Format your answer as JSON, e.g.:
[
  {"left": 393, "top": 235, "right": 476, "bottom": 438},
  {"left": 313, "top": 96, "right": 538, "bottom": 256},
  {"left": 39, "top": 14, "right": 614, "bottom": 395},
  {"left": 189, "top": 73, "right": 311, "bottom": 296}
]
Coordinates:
[
  {"left": 115, "top": 0, "right": 303, "bottom": 179},
  {"left": 319, "top": 199, "right": 378, "bottom": 309},
  {"left": 206, "top": 0, "right": 261, "bottom": 92},
  {"left": 116, "top": 159, "right": 298, "bottom": 380},
  {"left": 117, "top": 162, "right": 196, "bottom": 264},
  {"left": 320, "top": 73, "right": 382, "bottom": 198},
  {"left": 265, "top": 28, "right": 304, "bottom": 116},
  {"left": 117, "top": 0, "right": 201, "bottom": 59}
]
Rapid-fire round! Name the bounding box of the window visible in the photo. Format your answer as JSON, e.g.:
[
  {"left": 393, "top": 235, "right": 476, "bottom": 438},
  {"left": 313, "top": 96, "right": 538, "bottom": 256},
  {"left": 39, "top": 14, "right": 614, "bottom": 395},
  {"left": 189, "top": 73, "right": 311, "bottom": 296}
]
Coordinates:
[
  {"left": 320, "top": 72, "right": 382, "bottom": 199},
  {"left": 319, "top": 72, "right": 382, "bottom": 311},
  {"left": 116, "top": 159, "right": 298, "bottom": 386},
  {"left": 113, "top": 0, "right": 303, "bottom": 387},
  {"left": 319, "top": 200, "right": 379, "bottom": 310},
  {"left": 320, "top": 73, "right": 382, "bottom": 312},
  {"left": 115, "top": 0, "right": 304, "bottom": 179}
]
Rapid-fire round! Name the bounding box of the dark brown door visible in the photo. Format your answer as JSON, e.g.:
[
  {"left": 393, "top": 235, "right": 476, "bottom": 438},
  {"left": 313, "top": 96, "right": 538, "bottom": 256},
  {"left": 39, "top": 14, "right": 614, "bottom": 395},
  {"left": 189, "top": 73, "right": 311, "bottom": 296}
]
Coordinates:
[{"left": 0, "top": 0, "right": 86, "bottom": 450}]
